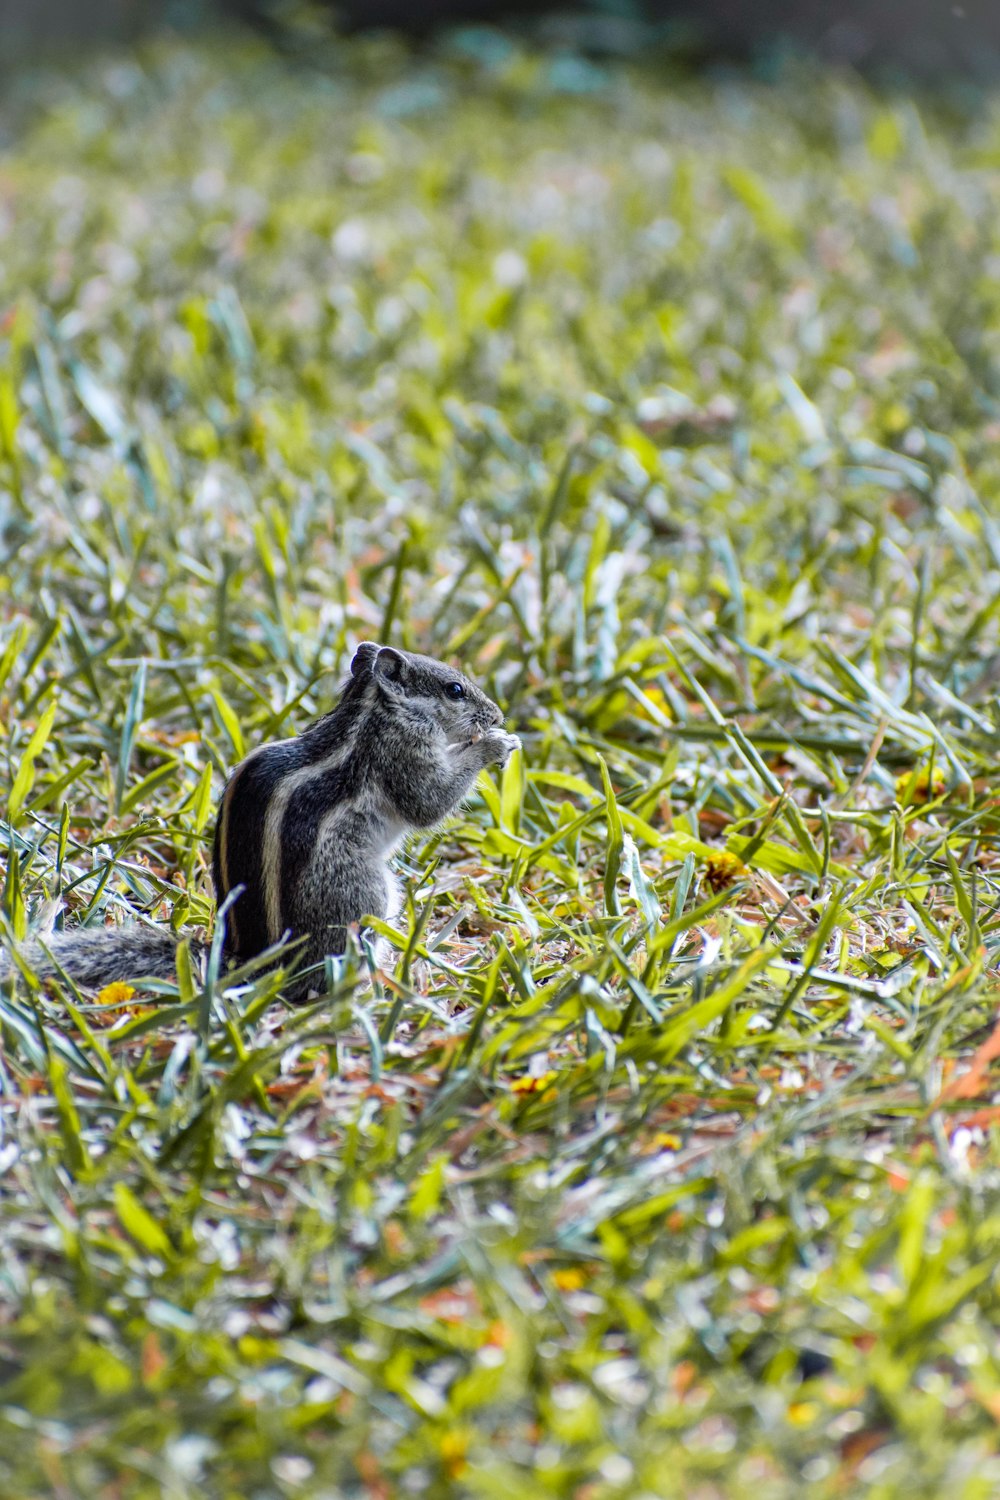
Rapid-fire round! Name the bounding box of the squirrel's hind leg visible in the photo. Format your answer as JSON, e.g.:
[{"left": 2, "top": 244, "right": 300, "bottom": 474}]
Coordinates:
[{"left": 287, "top": 859, "right": 396, "bottom": 996}]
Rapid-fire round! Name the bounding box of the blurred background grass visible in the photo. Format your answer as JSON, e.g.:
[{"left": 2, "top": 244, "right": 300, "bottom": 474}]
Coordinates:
[{"left": 4, "top": 0, "right": 1000, "bottom": 76}]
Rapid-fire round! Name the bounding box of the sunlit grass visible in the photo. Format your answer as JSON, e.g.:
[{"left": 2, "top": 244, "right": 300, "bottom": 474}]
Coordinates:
[{"left": 3, "top": 27, "right": 1000, "bottom": 1498}]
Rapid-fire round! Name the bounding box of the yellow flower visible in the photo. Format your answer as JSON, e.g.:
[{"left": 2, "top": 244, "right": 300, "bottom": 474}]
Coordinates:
[
  {"left": 96, "top": 981, "right": 136, "bottom": 1007},
  {"left": 703, "top": 850, "right": 748, "bottom": 893},
  {"left": 895, "top": 766, "right": 946, "bottom": 805},
  {"left": 440, "top": 1430, "right": 469, "bottom": 1479},
  {"left": 552, "top": 1267, "right": 588, "bottom": 1292},
  {"left": 635, "top": 686, "right": 672, "bottom": 723},
  {"left": 510, "top": 1070, "right": 558, "bottom": 1096}
]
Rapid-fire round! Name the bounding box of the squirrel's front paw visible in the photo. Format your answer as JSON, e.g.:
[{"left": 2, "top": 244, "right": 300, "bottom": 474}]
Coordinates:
[{"left": 485, "top": 730, "right": 521, "bottom": 769}]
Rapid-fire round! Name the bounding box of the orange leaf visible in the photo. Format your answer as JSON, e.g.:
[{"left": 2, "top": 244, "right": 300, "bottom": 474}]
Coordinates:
[
  {"left": 934, "top": 1009, "right": 1000, "bottom": 1106},
  {"left": 952, "top": 1105, "right": 1000, "bottom": 1130},
  {"left": 419, "top": 1287, "right": 479, "bottom": 1324},
  {"left": 972, "top": 1385, "right": 1000, "bottom": 1422},
  {"left": 141, "top": 1330, "right": 167, "bottom": 1384}
]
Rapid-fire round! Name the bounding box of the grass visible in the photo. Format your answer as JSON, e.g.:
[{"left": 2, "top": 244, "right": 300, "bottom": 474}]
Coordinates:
[{"left": 3, "top": 23, "right": 1000, "bottom": 1498}]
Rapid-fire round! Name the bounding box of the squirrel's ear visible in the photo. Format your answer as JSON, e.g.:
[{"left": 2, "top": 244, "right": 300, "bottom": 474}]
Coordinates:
[
  {"left": 350, "top": 642, "right": 380, "bottom": 678},
  {"left": 373, "top": 646, "right": 406, "bottom": 684}
]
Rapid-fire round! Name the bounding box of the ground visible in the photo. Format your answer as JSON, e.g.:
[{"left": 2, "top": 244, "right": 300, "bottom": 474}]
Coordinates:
[{"left": 2, "top": 25, "right": 1000, "bottom": 1499}]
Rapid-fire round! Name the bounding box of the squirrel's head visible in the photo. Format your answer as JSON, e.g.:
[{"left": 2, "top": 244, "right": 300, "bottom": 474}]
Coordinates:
[{"left": 350, "top": 642, "right": 504, "bottom": 743}]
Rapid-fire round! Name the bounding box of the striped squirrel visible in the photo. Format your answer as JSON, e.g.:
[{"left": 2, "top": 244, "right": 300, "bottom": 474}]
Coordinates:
[{"left": 2, "top": 643, "right": 520, "bottom": 996}]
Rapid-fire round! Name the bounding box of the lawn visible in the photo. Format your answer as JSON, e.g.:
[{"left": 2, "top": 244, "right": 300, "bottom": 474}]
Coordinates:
[{"left": 2, "top": 23, "right": 1000, "bottom": 1498}]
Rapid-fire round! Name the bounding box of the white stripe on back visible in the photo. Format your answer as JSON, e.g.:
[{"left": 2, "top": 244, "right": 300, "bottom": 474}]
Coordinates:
[{"left": 260, "top": 722, "right": 360, "bottom": 944}]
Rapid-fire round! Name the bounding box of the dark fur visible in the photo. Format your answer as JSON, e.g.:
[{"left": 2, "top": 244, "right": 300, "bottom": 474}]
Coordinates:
[
  {"left": 1, "top": 928, "right": 189, "bottom": 988},
  {"left": 213, "top": 738, "right": 298, "bottom": 959},
  {"left": 216, "top": 643, "right": 517, "bottom": 994},
  {"left": 2, "top": 645, "right": 518, "bottom": 997}
]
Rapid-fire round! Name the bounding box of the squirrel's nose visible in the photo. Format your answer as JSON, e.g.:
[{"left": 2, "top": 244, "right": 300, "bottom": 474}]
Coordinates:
[{"left": 489, "top": 702, "right": 503, "bottom": 727}]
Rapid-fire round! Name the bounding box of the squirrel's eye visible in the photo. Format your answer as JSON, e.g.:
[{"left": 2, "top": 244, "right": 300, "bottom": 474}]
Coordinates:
[{"left": 445, "top": 681, "right": 466, "bottom": 700}]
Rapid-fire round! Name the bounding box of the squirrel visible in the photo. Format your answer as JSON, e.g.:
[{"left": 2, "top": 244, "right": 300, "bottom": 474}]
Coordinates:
[{"left": 1, "top": 643, "right": 520, "bottom": 997}]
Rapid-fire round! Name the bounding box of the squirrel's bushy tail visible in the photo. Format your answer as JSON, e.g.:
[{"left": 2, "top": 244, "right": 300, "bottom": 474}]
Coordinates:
[{"left": 0, "top": 930, "right": 205, "bottom": 989}]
